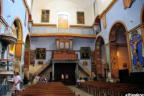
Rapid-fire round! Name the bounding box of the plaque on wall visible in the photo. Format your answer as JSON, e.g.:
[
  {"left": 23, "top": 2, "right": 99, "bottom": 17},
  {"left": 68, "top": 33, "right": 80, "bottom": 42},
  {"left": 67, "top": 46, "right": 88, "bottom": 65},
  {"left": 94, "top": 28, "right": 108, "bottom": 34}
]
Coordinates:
[{"left": 36, "top": 48, "right": 46, "bottom": 59}]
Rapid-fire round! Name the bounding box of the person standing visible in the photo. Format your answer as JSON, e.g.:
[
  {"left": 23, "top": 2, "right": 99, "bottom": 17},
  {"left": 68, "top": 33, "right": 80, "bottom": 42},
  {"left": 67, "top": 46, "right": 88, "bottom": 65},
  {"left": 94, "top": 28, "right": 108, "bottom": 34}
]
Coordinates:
[{"left": 13, "top": 72, "right": 21, "bottom": 94}]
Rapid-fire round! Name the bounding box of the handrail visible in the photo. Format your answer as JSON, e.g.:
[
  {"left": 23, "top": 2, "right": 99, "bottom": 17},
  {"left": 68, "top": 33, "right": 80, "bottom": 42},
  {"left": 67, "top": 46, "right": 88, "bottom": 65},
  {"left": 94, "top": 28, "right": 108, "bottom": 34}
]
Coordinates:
[
  {"left": 0, "top": 78, "right": 10, "bottom": 96},
  {"left": 0, "top": 16, "right": 9, "bottom": 27},
  {"left": 0, "top": 16, "right": 17, "bottom": 38},
  {"left": 128, "top": 23, "right": 144, "bottom": 33}
]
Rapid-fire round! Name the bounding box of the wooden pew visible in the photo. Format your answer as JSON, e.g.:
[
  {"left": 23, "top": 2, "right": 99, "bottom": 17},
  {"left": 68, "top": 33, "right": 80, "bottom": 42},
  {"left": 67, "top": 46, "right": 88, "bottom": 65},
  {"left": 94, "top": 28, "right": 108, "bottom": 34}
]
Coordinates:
[
  {"left": 79, "top": 81, "right": 144, "bottom": 96},
  {"left": 13, "top": 82, "right": 75, "bottom": 96}
]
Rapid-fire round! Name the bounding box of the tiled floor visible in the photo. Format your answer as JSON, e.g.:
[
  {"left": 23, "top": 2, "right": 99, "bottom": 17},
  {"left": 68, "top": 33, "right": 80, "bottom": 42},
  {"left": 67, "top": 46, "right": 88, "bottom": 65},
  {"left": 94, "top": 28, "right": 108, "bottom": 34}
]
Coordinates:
[{"left": 68, "top": 86, "right": 93, "bottom": 96}]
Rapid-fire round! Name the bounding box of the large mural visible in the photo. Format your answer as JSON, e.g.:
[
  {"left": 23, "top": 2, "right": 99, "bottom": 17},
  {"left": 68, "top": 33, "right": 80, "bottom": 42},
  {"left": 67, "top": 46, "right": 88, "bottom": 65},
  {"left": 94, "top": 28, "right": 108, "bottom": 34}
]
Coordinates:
[{"left": 128, "top": 24, "right": 144, "bottom": 72}]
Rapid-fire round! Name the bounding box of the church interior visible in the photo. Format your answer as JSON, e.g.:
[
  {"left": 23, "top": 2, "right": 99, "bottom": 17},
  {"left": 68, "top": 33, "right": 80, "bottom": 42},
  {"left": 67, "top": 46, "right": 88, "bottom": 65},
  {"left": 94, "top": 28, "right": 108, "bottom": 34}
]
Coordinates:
[{"left": 0, "top": 0, "right": 144, "bottom": 96}]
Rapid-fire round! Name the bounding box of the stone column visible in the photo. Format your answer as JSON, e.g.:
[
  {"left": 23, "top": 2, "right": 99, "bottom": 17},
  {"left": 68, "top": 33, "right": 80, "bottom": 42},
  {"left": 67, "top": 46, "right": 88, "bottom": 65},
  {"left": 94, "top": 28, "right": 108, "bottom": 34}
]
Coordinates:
[
  {"left": 75, "top": 61, "right": 79, "bottom": 80},
  {"left": 105, "top": 44, "right": 112, "bottom": 82},
  {"left": 52, "top": 62, "right": 55, "bottom": 81}
]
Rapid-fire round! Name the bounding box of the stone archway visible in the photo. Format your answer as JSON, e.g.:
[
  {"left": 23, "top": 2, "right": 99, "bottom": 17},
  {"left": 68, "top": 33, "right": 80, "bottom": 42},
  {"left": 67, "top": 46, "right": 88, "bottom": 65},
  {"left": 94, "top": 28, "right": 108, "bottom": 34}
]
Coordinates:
[
  {"left": 109, "top": 23, "right": 129, "bottom": 80},
  {"left": 23, "top": 35, "right": 31, "bottom": 84},
  {"left": 95, "top": 36, "right": 107, "bottom": 80},
  {"left": 10, "top": 19, "right": 23, "bottom": 72}
]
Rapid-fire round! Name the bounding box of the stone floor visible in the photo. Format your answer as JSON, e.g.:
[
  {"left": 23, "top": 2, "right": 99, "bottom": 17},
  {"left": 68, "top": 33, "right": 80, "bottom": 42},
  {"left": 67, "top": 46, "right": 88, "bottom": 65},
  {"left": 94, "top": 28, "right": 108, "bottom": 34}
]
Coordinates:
[{"left": 68, "top": 86, "right": 93, "bottom": 96}]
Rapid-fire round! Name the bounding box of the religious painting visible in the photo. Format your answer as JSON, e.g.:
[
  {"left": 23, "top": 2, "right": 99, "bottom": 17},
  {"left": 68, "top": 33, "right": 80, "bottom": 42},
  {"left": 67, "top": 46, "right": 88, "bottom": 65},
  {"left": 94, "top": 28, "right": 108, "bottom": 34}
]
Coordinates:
[
  {"left": 36, "top": 48, "right": 46, "bottom": 59},
  {"left": 128, "top": 27, "right": 144, "bottom": 71},
  {"left": 123, "top": 0, "right": 135, "bottom": 9},
  {"left": 80, "top": 47, "right": 90, "bottom": 59},
  {"left": 142, "top": 10, "right": 144, "bottom": 41},
  {"left": 77, "top": 12, "right": 85, "bottom": 24},
  {"left": 41, "top": 10, "right": 50, "bottom": 22}
]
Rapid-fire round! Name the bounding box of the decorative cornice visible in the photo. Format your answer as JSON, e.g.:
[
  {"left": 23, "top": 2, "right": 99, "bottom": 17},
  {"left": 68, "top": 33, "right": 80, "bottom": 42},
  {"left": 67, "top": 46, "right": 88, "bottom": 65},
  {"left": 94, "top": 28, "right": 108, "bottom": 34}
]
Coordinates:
[
  {"left": 70, "top": 25, "right": 93, "bottom": 29},
  {"left": 32, "top": 24, "right": 57, "bottom": 27},
  {"left": 30, "top": 33, "right": 96, "bottom": 38},
  {"left": 92, "top": 0, "right": 118, "bottom": 26},
  {"left": 128, "top": 23, "right": 144, "bottom": 33},
  {"left": 32, "top": 24, "right": 93, "bottom": 29},
  {"left": 100, "top": 0, "right": 118, "bottom": 18},
  {"left": 22, "top": 0, "right": 31, "bottom": 15}
]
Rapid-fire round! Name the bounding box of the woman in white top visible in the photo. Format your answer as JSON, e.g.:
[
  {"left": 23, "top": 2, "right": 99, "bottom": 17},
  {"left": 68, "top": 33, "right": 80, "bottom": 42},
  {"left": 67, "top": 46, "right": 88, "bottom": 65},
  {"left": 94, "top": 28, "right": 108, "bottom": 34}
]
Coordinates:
[{"left": 13, "top": 72, "right": 21, "bottom": 94}]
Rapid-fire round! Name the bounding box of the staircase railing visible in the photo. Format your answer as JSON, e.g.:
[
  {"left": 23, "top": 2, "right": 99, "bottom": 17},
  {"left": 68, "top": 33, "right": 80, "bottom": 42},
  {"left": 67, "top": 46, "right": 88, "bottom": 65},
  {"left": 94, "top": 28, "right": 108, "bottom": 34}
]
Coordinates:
[
  {"left": 79, "top": 64, "right": 95, "bottom": 78},
  {"left": 0, "top": 78, "right": 10, "bottom": 96},
  {"left": 0, "top": 16, "right": 16, "bottom": 38}
]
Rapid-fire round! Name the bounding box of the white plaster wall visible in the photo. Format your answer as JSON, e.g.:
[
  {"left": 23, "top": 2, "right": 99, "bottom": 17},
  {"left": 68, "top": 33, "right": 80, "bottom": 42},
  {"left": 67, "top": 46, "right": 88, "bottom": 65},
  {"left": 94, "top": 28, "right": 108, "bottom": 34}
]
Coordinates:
[
  {"left": 25, "top": 0, "right": 32, "bottom": 10},
  {"left": 95, "top": 0, "right": 113, "bottom": 16},
  {"left": 32, "top": 0, "right": 94, "bottom": 26}
]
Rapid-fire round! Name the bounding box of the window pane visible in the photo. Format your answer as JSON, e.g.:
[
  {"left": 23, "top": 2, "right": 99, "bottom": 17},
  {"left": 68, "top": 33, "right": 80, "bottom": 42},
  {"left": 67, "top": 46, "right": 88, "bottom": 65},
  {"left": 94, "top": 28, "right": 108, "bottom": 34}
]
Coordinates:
[
  {"left": 65, "top": 42, "right": 69, "bottom": 49},
  {"left": 70, "top": 41, "right": 72, "bottom": 49},
  {"left": 60, "top": 42, "right": 64, "bottom": 49}
]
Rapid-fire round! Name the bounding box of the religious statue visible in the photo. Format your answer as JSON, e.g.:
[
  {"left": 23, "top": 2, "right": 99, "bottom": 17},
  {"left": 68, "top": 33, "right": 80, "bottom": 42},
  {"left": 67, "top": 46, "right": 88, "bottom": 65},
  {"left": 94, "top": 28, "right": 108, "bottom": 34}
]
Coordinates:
[{"left": 130, "top": 30, "right": 143, "bottom": 67}]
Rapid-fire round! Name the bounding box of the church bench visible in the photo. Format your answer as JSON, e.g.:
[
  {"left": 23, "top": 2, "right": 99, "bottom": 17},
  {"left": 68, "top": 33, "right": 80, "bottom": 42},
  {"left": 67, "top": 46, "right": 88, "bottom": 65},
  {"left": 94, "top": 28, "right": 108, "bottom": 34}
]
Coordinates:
[
  {"left": 13, "top": 82, "right": 76, "bottom": 96},
  {"left": 79, "top": 81, "right": 144, "bottom": 96}
]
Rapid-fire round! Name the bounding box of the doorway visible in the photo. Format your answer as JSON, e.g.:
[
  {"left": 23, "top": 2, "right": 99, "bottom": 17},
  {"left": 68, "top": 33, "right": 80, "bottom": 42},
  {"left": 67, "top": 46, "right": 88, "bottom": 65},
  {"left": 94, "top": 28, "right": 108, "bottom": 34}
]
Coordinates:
[
  {"left": 109, "top": 23, "right": 129, "bottom": 80},
  {"left": 95, "top": 37, "right": 107, "bottom": 80},
  {"left": 54, "top": 63, "right": 76, "bottom": 84}
]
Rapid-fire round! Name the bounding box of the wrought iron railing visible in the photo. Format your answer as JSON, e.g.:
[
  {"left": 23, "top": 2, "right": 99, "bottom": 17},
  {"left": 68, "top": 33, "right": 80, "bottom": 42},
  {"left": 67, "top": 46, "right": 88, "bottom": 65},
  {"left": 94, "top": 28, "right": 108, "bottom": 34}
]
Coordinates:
[
  {"left": 0, "top": 59, "right": 14, "bottom": 72},
  {"left": 0, "top": 16, "right": 16, "bottom": 38},
  {"left": 0, "top": 79, "right": 10, "bottom": 96}
]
